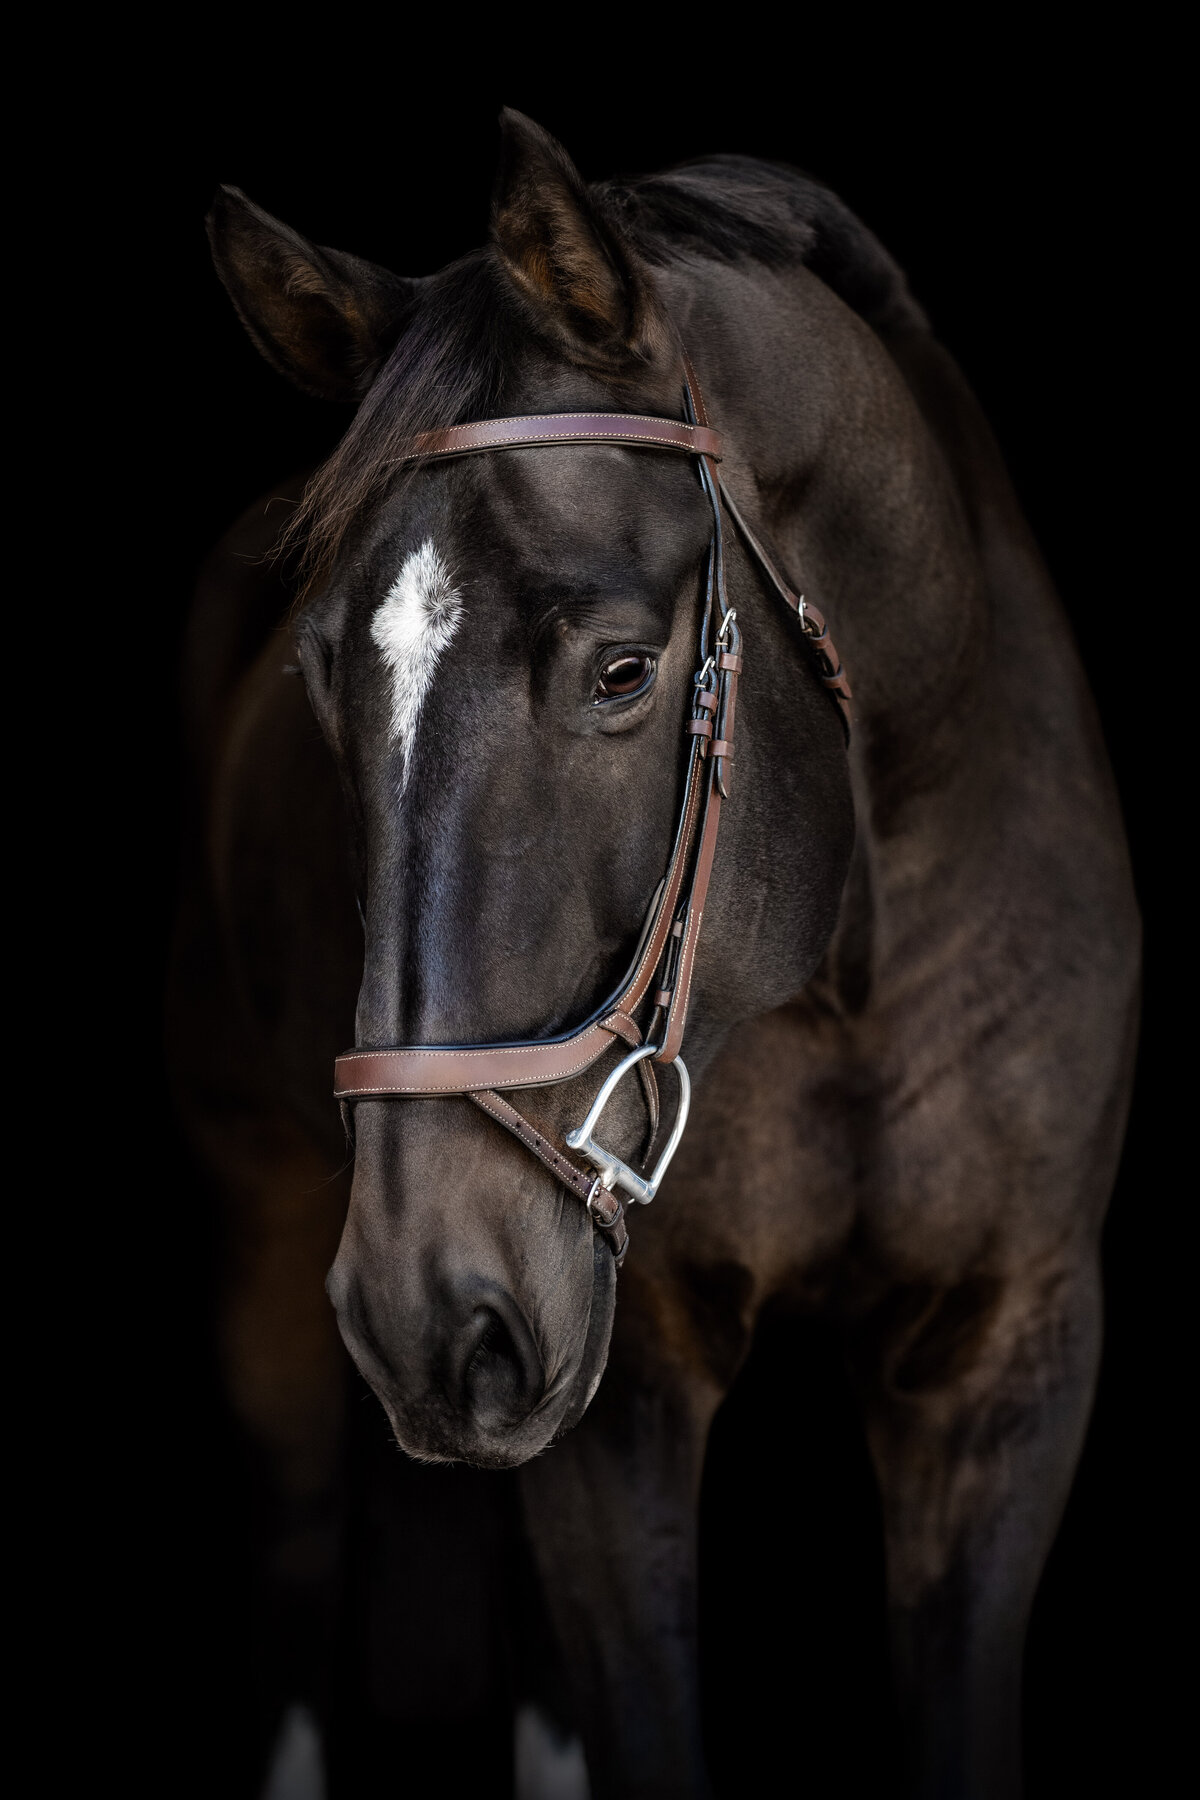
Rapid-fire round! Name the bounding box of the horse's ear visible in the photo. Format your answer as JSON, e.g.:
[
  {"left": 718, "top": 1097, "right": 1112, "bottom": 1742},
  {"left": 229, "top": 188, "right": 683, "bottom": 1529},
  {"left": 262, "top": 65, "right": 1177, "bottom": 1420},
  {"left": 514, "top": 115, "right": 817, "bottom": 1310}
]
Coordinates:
[
  {"left": 490, "top": 110, "right": 668, "bottom": 369},
  {"left": 206, "top": 187, "right": 418, "bottom": 402}
]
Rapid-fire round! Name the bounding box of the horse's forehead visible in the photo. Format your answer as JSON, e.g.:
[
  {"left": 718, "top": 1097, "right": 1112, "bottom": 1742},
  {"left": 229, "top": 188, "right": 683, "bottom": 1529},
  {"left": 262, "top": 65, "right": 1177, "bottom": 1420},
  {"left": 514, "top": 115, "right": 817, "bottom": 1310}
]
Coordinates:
[
  {"left": 342, "top": 444, "right": 708, "bottom": 673},
  {"left": 342, "top": 444, "right": 709, "bottom": 787},
  {"left": 477, "top": 445, "right": 706, "bottom": 566}
]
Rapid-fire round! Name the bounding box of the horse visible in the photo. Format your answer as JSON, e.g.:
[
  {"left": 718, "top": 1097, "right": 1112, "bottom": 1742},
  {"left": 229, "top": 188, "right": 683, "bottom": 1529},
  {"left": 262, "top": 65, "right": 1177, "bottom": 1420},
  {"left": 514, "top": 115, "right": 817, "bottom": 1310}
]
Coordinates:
[{"left": 171, "top": 109, "right": 1139, "bottom": 1797}]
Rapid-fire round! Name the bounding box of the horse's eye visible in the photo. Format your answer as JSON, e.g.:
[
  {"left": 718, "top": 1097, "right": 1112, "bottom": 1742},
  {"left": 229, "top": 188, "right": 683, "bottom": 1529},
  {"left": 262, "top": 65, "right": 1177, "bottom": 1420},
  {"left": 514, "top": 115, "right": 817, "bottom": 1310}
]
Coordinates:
[{"left": 594, "top": 653, "right": 656, "bottom": 702}]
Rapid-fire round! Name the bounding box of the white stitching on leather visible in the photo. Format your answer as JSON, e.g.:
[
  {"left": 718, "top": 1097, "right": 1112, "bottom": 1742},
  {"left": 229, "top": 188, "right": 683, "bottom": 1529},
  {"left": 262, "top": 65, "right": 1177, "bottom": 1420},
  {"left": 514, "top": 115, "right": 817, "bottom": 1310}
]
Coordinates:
[
  {"left": 416, "top": 432, "right": 702, "bottom": 457},
  {"left": 468, "top": 1092, "right": 591, "bottom": 1189},
  {"left": 397, "top": 417, "right": 721, "bottom": 463},
  {"left": 665, "top": 906, "right": 703, "bottom": 1056},
  {"left": 336, "top": 1032, "right": 606, "bottom": 1064},
  {"left": 432, "top": 413, "right": 702, "bottom": 430},
  {"left": 334, "top": 1039, "right": 609, "bottom": 1093},
  {"left": 624, "top": 761, "right": 705, "bottom": 997}
]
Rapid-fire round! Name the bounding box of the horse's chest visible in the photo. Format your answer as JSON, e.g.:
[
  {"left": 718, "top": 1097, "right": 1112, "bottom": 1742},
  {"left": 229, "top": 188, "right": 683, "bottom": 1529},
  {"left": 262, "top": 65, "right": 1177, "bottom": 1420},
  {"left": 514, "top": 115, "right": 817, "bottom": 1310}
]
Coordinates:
[{"left": 669, "top": 967, "right": 1074, "bottom": 1302}]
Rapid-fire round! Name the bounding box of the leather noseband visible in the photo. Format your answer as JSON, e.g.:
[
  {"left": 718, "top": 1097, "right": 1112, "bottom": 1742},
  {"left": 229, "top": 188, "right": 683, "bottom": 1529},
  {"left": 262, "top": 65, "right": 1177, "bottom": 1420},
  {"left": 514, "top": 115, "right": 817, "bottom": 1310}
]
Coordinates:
[{"left": 333, "top": 354, "right": 851, "bottom": 1265}]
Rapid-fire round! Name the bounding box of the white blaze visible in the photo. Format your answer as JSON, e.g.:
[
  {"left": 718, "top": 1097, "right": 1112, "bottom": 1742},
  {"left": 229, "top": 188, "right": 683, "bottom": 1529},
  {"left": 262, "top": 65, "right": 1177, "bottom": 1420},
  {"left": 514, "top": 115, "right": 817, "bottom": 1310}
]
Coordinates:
[{"left": 370, "top": 539, "right": 464, "bottom": 785}]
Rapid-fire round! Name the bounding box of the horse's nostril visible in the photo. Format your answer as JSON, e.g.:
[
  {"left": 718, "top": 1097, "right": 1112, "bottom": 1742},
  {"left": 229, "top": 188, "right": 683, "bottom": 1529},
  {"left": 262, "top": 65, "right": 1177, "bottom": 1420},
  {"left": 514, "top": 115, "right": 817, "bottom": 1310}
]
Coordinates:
[
  {"left": 455, "top": 1304, "right": 543, "bottom": 1424},
  {"left": 463, "top": 1314, "right": 506, "bottom": 1381}
]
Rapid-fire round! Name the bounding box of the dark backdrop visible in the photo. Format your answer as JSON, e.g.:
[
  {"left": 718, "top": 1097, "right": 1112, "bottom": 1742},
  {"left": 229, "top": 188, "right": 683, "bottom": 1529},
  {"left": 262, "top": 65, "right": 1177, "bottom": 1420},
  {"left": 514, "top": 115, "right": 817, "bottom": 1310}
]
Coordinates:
[{"left": 78, "top": 28, "right": 1177, "bottom": 1799}]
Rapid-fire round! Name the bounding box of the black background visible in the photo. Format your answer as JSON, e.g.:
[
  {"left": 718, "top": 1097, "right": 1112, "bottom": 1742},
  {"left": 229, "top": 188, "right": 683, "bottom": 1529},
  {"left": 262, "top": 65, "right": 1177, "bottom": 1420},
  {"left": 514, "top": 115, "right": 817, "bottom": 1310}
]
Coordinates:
[{"left": 73, "top": 25, "right": 1178, "bottom": 1798}]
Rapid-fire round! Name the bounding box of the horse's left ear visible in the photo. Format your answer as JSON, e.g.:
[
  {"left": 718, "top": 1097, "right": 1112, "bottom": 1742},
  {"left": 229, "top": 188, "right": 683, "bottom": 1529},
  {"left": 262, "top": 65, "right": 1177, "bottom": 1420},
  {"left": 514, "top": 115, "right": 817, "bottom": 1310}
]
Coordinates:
[
  {"left": 491, "top": 110, "right": 668, "bottom": 369},
  {"left": 206, "top": 186, "right": 419, "bottom": 401}
]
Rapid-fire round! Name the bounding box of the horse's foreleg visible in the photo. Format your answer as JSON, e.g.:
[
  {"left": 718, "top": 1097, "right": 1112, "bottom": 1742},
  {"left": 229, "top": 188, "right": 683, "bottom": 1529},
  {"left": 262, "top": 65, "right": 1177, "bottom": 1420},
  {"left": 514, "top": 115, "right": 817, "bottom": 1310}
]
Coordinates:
[
  {"left": 214, "top": 1123, "right": 349, "bottom": 1518},
  {"left": 517, "top": 1309, "right": 721, "bottom": 1800},
  {"left": 857, "top": 1249, "right": 1102, "bottom": 1799},
  {"left": 195, "top": 1107, "right": 350, "bottom": 1783}
]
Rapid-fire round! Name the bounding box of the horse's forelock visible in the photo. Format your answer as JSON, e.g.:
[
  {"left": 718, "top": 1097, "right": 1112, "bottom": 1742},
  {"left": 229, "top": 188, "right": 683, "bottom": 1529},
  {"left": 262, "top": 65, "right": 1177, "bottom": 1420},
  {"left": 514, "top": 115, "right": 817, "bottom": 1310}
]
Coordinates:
[{"left": 283, "top": 252, "right": 514, "bottom": 596}]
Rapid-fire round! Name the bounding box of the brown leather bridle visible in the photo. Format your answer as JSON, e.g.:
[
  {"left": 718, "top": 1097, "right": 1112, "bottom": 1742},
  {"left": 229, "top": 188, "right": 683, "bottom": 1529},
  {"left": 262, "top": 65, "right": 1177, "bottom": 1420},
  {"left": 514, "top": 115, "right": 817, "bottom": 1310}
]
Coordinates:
[{"left": 332, "top": 356, "right": 851, "bottom": 1266}]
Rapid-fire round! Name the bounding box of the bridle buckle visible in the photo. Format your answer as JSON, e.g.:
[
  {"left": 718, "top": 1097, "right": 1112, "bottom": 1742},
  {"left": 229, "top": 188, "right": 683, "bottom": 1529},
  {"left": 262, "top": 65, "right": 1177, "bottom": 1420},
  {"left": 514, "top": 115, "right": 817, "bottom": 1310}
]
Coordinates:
[{"left": 566, "top": 1043, "right": 692, "bottom": 1205}]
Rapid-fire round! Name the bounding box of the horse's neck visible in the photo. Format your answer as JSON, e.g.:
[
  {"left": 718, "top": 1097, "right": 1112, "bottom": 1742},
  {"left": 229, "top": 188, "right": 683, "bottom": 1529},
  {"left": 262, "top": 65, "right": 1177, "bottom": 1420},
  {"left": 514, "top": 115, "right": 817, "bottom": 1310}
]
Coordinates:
[
  {"left": 662, "top": 259, "right": 1056, "bottom": 1041},
  {"left": 778, "top": 330, "right": 992, "bottom": 825},
  {"left": 673, "top": 262, "right": 1001, "bottom": 826}
]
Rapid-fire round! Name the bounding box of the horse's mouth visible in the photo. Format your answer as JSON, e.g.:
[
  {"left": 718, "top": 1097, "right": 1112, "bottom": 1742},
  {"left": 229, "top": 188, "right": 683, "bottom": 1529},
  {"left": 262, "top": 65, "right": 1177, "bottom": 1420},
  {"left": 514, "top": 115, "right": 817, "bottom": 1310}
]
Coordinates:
[{"left": 371, "top": 1230, "right": 617, "bottom": 1471}]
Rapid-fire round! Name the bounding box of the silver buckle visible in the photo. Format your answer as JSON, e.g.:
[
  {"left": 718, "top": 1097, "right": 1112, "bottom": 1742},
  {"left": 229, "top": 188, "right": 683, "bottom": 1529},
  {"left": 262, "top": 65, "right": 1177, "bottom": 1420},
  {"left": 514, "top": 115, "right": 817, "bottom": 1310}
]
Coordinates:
[{"left": 566, "top": 1044, "right": 691, "bottom": 1205}]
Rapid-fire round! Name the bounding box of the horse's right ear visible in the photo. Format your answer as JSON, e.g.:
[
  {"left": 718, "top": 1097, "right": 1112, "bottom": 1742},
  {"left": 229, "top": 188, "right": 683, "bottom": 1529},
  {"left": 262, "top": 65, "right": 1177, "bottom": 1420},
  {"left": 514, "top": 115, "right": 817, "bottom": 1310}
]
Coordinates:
[
  {"left": 206, "top": 187, "right": 418, "bottom": 402},
  {"left": 490, "top": 110, "right": 668, "bottom": 371}
]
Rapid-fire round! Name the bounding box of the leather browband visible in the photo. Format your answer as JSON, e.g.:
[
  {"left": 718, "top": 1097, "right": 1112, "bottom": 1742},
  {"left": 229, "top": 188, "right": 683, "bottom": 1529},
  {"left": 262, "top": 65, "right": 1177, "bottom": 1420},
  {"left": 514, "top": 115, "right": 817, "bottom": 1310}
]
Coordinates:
[{"left": 400, "top": 413, "right": 723, "bottom": 464}]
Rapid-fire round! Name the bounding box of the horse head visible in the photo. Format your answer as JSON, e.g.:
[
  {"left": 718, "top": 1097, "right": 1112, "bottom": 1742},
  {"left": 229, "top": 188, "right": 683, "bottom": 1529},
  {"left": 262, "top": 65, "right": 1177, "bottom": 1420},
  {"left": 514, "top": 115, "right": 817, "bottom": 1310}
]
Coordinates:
[{"left": 208, "top": 111, "right": 853, "bottom": 1467}]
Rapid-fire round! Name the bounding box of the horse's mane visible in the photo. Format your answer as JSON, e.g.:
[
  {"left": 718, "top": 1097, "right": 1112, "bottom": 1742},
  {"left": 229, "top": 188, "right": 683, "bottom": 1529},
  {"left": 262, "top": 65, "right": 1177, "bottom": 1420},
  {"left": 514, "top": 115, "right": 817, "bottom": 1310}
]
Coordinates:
[
  {"left": 597, "top": 157, "right": 926, "bottom": 336},
  {"left": 286, "top": 160, "right": 925, "bottom": 591}
]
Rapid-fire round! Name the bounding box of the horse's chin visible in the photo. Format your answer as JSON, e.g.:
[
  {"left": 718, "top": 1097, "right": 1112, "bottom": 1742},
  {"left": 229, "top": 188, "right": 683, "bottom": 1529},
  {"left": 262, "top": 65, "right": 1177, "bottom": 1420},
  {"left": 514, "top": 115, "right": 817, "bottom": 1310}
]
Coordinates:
[
  {"left": 382, "top": 1233, "right": 618, "bottom": 1471},
  {"left": 543, "top": 1233, "right": 619, "bottom": 1444}
]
